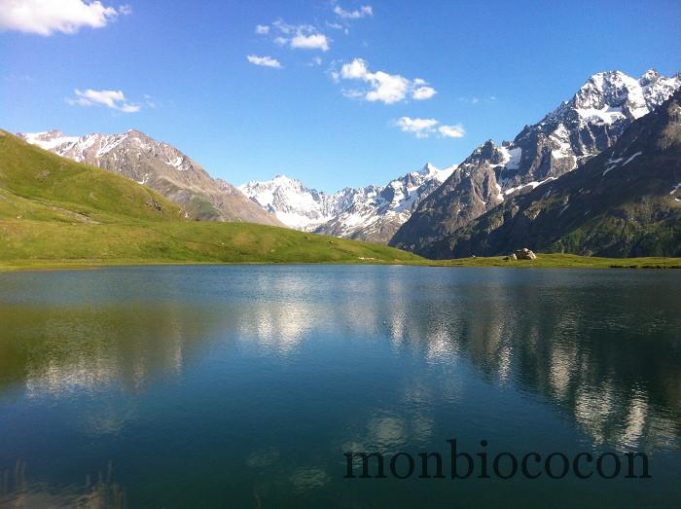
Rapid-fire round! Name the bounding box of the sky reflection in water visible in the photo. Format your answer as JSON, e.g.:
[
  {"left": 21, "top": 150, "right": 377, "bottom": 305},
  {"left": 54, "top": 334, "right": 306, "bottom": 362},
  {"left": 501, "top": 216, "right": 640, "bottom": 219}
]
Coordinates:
[{"left": 0, "top": 266, "right": 679, "bottom": 508}]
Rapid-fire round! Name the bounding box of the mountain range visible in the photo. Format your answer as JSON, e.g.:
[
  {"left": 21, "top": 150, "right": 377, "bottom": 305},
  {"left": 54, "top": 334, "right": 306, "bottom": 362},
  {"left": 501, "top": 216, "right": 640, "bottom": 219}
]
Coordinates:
[
  {"left": 239, "top": 163, "right": 455, "bottom": 242},
  {"left": 17, "top": 68, "right": 681, "bottom": 258},
  {"left": 0, "top": 130, "right": 423, "bottom": 266},
  {"left": 18, "top": 129, "right": 281, "bottom": 226},
  {"left": 434, "top": 88, "right": 681, "bottom": 258},
  {"left": 20, "top": 129, "right": 453, "bottom": 243},
  {"left": 390, "top": 69, "right": 681, "bottom": 255}
]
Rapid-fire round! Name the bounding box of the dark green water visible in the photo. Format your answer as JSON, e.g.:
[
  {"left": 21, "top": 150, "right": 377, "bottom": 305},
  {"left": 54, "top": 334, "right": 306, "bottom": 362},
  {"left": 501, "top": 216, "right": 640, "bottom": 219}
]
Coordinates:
[{"left": 0, "top": 266, "right": 679, "bottom": 508}]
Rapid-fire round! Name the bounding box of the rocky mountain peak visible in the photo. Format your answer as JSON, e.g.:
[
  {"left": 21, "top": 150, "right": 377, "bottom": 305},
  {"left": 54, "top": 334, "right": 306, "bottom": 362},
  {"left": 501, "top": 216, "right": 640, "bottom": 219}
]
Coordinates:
[
  {"left": 419, "top": 162, "right": 437, "bottom": 175},
  {"left": 433, "top": 86, "right": 681, "bottom": 259},
  {"left": 572, "top": 70, "right": 640, "bottom": 111},
  {"left": 19, "top": 129, "right": 282, "bottom": 226},
  {"left": 391, "top": 68, "right": 681, "bottom": 256},
  {"left": 241, "top": 162, "right": 456, "bottom": 242},
  {"left": 124, "top": 128, "right": 152, "bottom": 141},
  {"left": 639, "top": 68, "right": 661, "bottom": 86},
  {"left": 463, "top": 140, "right": 504, "bottom": 168}
]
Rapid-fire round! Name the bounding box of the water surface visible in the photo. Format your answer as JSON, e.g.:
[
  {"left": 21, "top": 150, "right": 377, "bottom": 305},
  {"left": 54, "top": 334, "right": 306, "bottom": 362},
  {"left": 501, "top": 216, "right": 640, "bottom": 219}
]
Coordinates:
[{"left": 0, "top": 266, "right": 680, "bottom": 508}]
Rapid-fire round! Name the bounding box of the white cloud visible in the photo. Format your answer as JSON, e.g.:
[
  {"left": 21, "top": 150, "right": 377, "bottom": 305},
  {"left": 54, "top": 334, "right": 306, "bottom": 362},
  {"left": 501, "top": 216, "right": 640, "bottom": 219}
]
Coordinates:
[
  {"left": 255, "top": 24, "right": 269, "bottom": 35},
  {"left": 290, "top": 33, "right": 329, "bottom": 51},
  {"left": 0, "top": 0, "right": 129, "bottom": 36},
  {"left": 247, "top": 54, "right": 282, "bottom": 69},
  {"left": 272, "top": 19, "right": 296, "bottom": 34},
  {"left": 412, "top": 85, "right": 437, "bottom": 100},
  {"left": 268, "top": 20, "right": 330, "bottom": 51},
  {"left": 143, "top": 94, "right": 156, "bottom": 109},
  {"left": 334, "top": 4, "right": 373, "bottom": 19},
  {"left": 336, "top": 58, "right": 436, "bottom": 104},
  {"left": 438, "top": 124, "right": 465, "bottom": 138},
  {"left": 326, "top": 21, "right": 345, "bottom": 30},
  {"left": 396, "top": 117, "right": 439, "bottom": 138},
  {"left": 68, "top": 88, "right": 140, "bottom": 113},
  {"left": 339, "top": 58, "right": 370, "bottom": 79},
  {"left": 458, "top": 95, "right": 496, "bottom": 105},
  {"left": 396, "top": 116, "right": 465, "bottom": 139}
]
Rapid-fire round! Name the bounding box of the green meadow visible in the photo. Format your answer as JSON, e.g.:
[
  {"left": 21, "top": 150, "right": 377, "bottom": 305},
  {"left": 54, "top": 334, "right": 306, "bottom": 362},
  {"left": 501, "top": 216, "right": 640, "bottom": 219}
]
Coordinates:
[{"left": 1, "top": 130, "right": 680, "bottom": 271}]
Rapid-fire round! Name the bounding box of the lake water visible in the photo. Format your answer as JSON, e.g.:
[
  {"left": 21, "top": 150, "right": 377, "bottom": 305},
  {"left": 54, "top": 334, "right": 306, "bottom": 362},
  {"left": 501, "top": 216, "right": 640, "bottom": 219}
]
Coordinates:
[{"left": 0, "top": 265, "right": 680, "bottom": 508}]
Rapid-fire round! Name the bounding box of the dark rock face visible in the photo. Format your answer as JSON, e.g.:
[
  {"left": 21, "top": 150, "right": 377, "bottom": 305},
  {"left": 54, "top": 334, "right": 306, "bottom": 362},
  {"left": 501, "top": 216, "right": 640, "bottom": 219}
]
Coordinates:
[
  {"left": 388, "top": 141, "right": 505, "bottom": 252},
  {"left": 428, "top": 89, "right": 681, "bottom": 258},
  {"left": 391, "top": 70, "right": 681, "bottom": 257}
]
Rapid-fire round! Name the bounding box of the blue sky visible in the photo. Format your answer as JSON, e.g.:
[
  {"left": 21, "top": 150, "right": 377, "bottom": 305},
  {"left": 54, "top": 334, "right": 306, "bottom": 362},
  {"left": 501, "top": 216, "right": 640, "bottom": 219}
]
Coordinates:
[{"left": 2, "top": 0, "right": 681, "bottom": 191}]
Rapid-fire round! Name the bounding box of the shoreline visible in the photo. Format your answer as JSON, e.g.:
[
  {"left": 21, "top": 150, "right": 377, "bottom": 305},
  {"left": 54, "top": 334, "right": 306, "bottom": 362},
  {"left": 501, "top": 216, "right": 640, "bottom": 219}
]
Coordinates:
[{"left": 2, "top": 254, "right": 681, "bottom": 273}]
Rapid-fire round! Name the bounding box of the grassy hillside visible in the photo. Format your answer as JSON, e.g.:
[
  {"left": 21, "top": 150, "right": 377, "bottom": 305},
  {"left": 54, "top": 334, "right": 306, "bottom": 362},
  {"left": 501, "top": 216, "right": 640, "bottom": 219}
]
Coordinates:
[
  {"left": 0, "top": 220, "right": 427, "bottom": 268},
  {"left": 1, "top": 130, "right": 680, "bottom": 271},
  {"left": 0, "top": 130, "right": 183, "bottom": 223},
  {"left": 0, "top": 131, "right": 425, "bottom": 268}
]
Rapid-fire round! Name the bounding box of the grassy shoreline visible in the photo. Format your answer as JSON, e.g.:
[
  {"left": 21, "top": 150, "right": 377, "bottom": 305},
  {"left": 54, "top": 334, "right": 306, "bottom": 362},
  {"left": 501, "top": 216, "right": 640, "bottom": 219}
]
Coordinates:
[
  {"left": 2, "top": 253, "right": 681, "bottom": 273},
  {"left": 435, "top": 253, "right": 681, "bottom": 269}
]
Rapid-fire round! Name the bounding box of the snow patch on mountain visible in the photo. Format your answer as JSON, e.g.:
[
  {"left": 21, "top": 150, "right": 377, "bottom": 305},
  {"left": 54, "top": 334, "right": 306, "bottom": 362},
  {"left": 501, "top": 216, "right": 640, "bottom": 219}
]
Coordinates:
[
  {"left": 240, "top": 163, "right": 456, "bottom": 241},
  {"left": 498, "top": 146, "right": 522, "bottom": 170},
  {"left": 504, "top": 177, "right": 557, "bottom": 196},
  {"left": 390, "top": 68, "right": 681, "bottom": 255},
  {"left": 21, "top": 130, "right": 79, "bottom": 151},
  {"left": 239, "top": 175, "right": 340, "bottom": 230}
]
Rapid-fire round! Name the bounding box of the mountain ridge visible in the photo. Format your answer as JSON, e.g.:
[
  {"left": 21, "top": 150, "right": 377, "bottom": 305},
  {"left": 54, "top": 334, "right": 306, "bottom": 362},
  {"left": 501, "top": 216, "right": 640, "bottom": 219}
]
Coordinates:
[
  {"left": 390, "top": 68, "right": 681, "bottom": 254},
  {"left": 0, "top": 130, "right": 427, "bottom": 266},
  {"left": 240, "top": 162, "right": 455, "bottom": 243},
  {"left": 18, "top": 68, "right": 681, "bottom": 256},
  {"left": 18, "top": 129, "right": 282, "bottom": 227},
  {"left": 429, "top": 88, "right": 681, "bottom": 258}
]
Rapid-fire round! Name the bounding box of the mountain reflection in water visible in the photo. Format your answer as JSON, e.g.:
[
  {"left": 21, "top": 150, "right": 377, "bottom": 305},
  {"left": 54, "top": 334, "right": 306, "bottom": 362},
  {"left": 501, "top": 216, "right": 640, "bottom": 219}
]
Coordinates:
[{"left": 0, "top": 266, "right": 679, "bottom": 508}]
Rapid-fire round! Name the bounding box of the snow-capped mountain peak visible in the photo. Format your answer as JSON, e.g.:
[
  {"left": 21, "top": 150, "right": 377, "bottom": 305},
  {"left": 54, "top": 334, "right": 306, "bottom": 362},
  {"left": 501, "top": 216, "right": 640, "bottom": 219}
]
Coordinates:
[
  {"left": 639, "top": 68, "right": 660, "bottom": 84},
  {"left": 391, "top": 68, "right": 681, "bottom": 255},
  {"left": 570, "top": 69, "right": 680, "bottom": 122},
  {"left": 416, "top": 162, "right": 453, "bottom": 182},
  {"left": 239, "top": 174, "right": 338, "bottom": 230},
  {"left": 240, "top": 163, "right": 457, "bottom": 242},
  {"left": 20, "top": 130, "right": 79, "bottom": 151},
  {"left": 506, "top": 68, "right": 681, "bottom": 181},
  {"left": 418, "top": 162, "right": 438, "bottom": 176}
]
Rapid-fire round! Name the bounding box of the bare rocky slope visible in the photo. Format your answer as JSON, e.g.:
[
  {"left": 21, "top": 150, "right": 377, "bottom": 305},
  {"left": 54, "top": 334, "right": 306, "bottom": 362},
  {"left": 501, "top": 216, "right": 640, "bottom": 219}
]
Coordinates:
[
  {"left": 19, "top": 129, "right": 282, "bottom": 226},
  {"left": 422, "top": 89, "right": 681, "bottom": 258},
  {"left": 390, "top": 69, "right": 681, "bottom": 255}
]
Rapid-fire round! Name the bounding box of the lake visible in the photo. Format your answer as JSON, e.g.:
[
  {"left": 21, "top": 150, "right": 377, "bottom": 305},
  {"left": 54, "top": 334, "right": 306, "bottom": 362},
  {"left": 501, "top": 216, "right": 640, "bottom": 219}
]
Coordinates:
[{"left": 0, "top": 265, "right": 680, "bottom": 508}]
